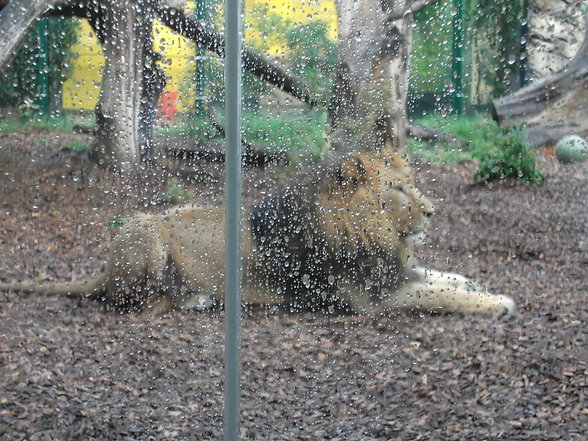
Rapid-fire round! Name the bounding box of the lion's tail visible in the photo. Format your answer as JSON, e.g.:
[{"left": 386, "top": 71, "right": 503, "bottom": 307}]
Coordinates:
[{"left": 0, "top": 275, "right": 107, "bottom": 300}]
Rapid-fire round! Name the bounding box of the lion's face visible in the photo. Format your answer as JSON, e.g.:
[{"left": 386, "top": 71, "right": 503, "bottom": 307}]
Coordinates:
[
  {"left": 317, "top": 150, "right": 435, "bottom": 254},
  {"left": 377, "top": 152, "right": 435, "bottom": 239}
]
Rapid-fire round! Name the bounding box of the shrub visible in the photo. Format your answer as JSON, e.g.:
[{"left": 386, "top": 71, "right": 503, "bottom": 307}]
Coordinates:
[
  {"left": 474, "top": 127, "right": 544, "bottom": 184},
  {"left": 411, "top": 114, "right": 544, "bottom": 184},
  {"left": 408, "top": 114, "right": 503, "bottom": 164}
]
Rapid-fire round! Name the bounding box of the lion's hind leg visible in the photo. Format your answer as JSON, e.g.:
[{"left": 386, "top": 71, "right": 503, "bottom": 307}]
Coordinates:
[
  {"left": 144, "top": 255, "right": 216, "bottom": 315},
  {"left": 105, "top": 224, "right": 169, "bottom": 312},
  {"left": 393, "top": 281, "right": 515, "bottom": 316}
]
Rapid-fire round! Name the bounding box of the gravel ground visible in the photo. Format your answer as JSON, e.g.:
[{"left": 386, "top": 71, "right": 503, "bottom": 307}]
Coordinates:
[{"left": 0, "top": 130, "right": 586, "bottom": 440}]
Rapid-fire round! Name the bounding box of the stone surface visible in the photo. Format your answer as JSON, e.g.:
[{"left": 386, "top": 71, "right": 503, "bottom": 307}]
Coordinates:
[
  {"left": 527, "top": 0, "right": 585, "bottom": 79},
  {"left": 556, "top": 134, "right": 588, "bottom": 163}
]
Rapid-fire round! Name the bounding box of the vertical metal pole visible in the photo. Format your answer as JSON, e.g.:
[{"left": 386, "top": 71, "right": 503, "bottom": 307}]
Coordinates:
[
  {"left": 452, "top": 0, "right": 464, "bottom": 115},
  {"left": 37, "top": 18, "right": 49, "bottom": 118},
  {"left": 519, "top": 0, "right": 529, "bottom": 88},
  {"left": 195, "top": 0, "right": 208, "bottom": 118},
  {"left": 224, "top": 0, "right": 242, "bottom": 440}
]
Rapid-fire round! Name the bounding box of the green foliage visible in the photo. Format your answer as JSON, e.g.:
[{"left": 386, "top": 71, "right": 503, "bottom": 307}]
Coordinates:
[
  {"left": 0, "top": 116, "right": 75, "bottom": 133},
  {"left": 470, "top": 0, "right": 525, "bottom": 96},
  {"left": 408, "top": 137, "right": 471, "bottom": 164},
  {"left": 242, "top": 4, "right": 291, "bottom": 100},
  {"left": 242, "top": 109, "right": 328, "bottom": 165},
  {"left": 411, "top": 1, "right": 453, "bottom": 93},
  {"left": 18, "top": 98, "right": 41, "bottom": 121},
  {"left": 409, "top": 114, "right": 502, "bottom": 164},
  {"left": 161, "top": 108, "right": 328, "bottom": 166},
  {"left": 284, "top": 20, "right": 338, "bottom": 104},
  {"left": 107, "top": 216, "right": 127, "bottom": 229},
  {"left": 0, "top": 17, "right": 78, "bottom": 116},
  {"left": 474, "top": 128, "right": 544, "bottom": 184},
  {"left": 244, "top": 4, "right": 336, "bottom": 105},
  {"left": 61, "top": 140, "right": 87, "bottom": 153},
  {"left": 246, "top": 4, "right": 287, "bottom": 50},
  {"left": 163, "top": 178, "right": 194, "bottom": 205},
  {"left": 156, "top": 116, "right": 219, "bottom": 142},
  {"left": 411, "top": 114, "right": 544, "bottom": 184}
]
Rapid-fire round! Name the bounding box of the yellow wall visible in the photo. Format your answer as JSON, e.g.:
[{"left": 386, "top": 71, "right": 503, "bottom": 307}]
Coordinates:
[
  {"left": 62, "top": 1, "right": 337, "bottom": 112},
  {"left": 61, "top": 19, "right": 104, "bottom": 110},
  {"left": 62, "top": 18, "right": 198, "bottom": 112},
  {"left": 246, "top": 0, "right": 337, "bottom": 55}
]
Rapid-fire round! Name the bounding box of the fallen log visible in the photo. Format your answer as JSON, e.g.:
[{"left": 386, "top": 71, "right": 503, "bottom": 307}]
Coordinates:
[
  {"left": 491, "top": 10, "right": 588, "bottom": 146},
  {"left": 162, "top": 138, "right": 287, "bottom": 168},
  {"left": 408, "top": 123, "right": 462, "bottom": 144}
]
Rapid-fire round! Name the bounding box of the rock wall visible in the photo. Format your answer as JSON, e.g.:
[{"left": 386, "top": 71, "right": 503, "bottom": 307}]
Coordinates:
[{"left": 527, "top": 0, "right": 586, "bottom": 79}]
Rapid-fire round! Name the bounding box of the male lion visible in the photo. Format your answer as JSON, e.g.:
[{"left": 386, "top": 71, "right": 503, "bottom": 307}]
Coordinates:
[{"left": 0, "top": 148, "right": 515, "bottom": 316}]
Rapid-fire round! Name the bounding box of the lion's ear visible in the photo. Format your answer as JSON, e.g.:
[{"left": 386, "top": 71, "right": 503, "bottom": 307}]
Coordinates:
[{"left": 335, "top": 157, "right": 367, "bottom": 191}]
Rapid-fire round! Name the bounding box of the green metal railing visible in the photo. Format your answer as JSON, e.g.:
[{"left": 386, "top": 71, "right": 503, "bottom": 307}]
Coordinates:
[
  {"left": 195, "top": 0, "right": 209, "bottom": 117},
  {"left": 451, "top": 0, "right": 464, "bottom": 115},
  {"left": 36, "top": 18, "right": 49, "bottom": 117}
]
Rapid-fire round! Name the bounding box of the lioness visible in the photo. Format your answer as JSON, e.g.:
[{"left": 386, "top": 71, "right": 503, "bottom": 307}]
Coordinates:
[{"left": 0, "top": 149, "right": 515, "bottom": 316}]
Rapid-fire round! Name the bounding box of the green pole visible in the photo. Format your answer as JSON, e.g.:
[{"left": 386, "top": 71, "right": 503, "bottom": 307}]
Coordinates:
[
  {"left": 224, "top": 0, "right": 242, "bottom": 439},
  {"left": 452, "top": 0, "right": 464, "bottom": 115},
  {"left": 519, "top": 0, "right": 529, "bottom": 88},
  {"left": 195, "top": 0, "right": 208, "bottom": 118},
  {"left": 37, "top": 18, "right": 49, "bottom": 118}
]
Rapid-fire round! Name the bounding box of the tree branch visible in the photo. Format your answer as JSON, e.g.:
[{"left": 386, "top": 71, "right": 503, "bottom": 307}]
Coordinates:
[
  {"left": 0, "top": 0, "right": 62, "bottom": 69},
  {"left": 0, "top": 2, "right": 317, "bottom": 107},
  {"left": 155, "top": 6, "right": 317, "bottom": 107},
  {"left": 387, "top": 0, "right": 441, "bottom": 21}
]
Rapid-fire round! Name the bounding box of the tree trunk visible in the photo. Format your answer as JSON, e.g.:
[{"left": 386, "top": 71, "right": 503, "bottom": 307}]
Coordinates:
[
  {"left": 331, "top": 0, "right": 413, "bottom": 152},
  {"left": 492, "top": 9, "right": 588, "bottom": 146},
  {"left": 138, "top": 1, "right": 165, "bottom": 163},
  {"left": 0, "top": 0, "right": 61, "bottom": 69},
  {"left": 87, "top": 0, "right": 156, "bottom": 172}
]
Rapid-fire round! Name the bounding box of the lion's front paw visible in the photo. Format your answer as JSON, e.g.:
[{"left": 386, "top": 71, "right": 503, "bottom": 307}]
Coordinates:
[
  {"left": 496, "top": 295, "right": 516, "bottom": 317},
  {"left": 417, "top": 268, "right": 484, "bottom": 291}
]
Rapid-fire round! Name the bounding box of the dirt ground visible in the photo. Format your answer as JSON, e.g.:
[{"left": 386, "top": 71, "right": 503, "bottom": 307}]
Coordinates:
[{"left": 0, "top": 130, "right": 586, "bottom": 441}]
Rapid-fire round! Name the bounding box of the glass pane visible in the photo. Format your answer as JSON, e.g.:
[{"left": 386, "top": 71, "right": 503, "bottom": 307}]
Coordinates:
[{"left": 1, "top": 1, "right": 585, "bottom": 439}]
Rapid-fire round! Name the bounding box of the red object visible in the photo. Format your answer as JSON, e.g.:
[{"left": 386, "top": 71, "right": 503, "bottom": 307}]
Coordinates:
[{"left": 158, "top": 91, "right": 178, "bottom": 120}]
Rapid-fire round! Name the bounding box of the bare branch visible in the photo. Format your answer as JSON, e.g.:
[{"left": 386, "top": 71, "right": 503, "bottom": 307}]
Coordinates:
[
  {"left": 0, "top": 2, "right": 317, "bottom": 107},
  {"left": 0, "top": 0, "right": 62, "bottom": 69},
  {"left": 387, "top": 0, "right": 441, "bottom": 22},
  {"left": 156, "top": 6, "right": 317, "bottom": 107}
]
